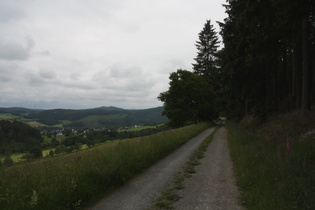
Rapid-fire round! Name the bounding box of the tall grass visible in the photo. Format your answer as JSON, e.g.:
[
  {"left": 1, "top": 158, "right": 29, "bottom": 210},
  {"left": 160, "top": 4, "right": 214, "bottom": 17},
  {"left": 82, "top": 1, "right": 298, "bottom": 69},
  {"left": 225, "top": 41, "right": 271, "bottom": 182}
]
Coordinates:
[
  {"left": 227, "top": 121, "right": 315, "bottom": 209},
  {"left": 0, "top": 123, "right": 209, "bottom": 210}
]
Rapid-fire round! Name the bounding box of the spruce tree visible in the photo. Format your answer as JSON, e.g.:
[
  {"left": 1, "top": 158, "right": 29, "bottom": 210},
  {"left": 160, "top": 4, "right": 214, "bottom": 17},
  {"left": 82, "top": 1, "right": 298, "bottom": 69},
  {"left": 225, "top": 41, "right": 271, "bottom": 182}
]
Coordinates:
[{"left": 192, "top": 20, "right": 219, "bottom": 77}]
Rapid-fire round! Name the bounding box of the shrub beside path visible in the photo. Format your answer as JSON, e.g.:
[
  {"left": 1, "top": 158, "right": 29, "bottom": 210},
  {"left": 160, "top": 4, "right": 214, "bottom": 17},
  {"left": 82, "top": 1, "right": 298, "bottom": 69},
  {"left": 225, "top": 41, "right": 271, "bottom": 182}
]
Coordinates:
[{"left": 173, "top": 127, "right": 244, "bottom": 209}]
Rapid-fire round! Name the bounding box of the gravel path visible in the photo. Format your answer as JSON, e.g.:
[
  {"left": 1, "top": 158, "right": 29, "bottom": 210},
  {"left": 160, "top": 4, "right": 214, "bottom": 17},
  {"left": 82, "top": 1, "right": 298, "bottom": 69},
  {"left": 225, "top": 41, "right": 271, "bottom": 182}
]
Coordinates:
[
  {"left": 91, "top": 127, "right": 215, "bottom": 210},
  {"left": 173, "top": 127, "right": 243, "bottom": 210}
]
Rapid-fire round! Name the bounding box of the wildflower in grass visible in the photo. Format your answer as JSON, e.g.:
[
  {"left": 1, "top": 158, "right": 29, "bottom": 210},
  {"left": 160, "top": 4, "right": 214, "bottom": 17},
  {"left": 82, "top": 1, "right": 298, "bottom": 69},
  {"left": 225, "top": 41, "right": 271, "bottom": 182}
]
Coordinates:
[
  {"left": 71, "top": 178, "right": 77, "bottom": 191},
  {"left": 29, "top": 189, "right": 38, "bottom": 207},
  {"left": 73, "top": 199, "right": 81, "bottom": 209},
  {"left": 286, "top": 137, "right": 291, "bottom": 157}
]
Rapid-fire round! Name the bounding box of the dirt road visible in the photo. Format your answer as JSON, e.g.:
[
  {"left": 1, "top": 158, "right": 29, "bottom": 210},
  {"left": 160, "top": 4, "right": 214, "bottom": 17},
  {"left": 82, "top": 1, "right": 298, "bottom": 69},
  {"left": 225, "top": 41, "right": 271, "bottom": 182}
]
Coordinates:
[
  {"left": 92, "top": 127, "right": 215, "bottom": 210},
  {"left": 91, "top": 127, "right": 242, "bottom": 210},
  {"left": 173, "top": 127, "right": 243, "bottom": 209}
]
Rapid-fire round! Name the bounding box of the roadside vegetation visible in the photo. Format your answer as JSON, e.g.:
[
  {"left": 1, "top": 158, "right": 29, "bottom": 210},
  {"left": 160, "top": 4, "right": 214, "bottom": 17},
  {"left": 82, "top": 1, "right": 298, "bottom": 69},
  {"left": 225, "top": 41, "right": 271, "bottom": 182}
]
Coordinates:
[
  {"left": 227, "top": 111, "right": 315, "bottom": 209},
  {"left": 0, "top": 122, "right": 210, "bottom": 210}
]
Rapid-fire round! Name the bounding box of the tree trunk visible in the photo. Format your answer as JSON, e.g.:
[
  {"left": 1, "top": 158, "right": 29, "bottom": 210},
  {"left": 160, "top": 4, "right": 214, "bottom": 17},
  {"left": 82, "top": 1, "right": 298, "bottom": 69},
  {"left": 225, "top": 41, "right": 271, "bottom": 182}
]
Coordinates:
[
  {"left": 301, "top": 16, "right": 311, "bottom": 112},
  {"left": 294, "top": 28, "right": 302, "bottom": 110},
  {"left": 312, "top": 51, "right": 315, "bottom": 103}
]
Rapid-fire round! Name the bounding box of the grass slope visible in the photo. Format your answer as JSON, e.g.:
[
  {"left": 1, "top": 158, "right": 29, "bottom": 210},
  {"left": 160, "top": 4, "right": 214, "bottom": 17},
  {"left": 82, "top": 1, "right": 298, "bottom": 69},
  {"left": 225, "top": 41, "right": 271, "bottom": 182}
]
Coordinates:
[
  {"left": 0, "top": 123, "right": 209, "bottom": 210},
  {"left": 227, "top": 111, "right": 315, "bottom": 209}
]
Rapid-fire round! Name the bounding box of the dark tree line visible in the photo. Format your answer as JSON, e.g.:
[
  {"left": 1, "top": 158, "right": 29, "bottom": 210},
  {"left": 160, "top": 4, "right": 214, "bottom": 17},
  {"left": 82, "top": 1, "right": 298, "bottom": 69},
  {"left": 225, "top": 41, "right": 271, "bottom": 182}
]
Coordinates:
[
  {"left": 0, "top": 120, "right": 43, "bottom": 155},
  {"left": 159, "top": 0, "right": 315, "bottom": 126},
  {"left": 220, "top": 0, "right": 315, "bottom": 120}
]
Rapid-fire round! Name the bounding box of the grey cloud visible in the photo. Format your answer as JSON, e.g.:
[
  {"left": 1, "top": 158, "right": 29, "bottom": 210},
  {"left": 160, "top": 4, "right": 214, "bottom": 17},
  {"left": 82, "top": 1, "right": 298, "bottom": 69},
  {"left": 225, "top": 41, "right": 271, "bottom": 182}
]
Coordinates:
[
  {"left": 37, "top": 50, "right": 50, "bottom": 56},
  {"left": 70, "top": 73, "right": 80, "bottom": 81},
  {"left": 0, "top": 0, "right": 226, "bottom": 109},
  {"left": 0, "top": 1, "right": 26, "bottom": 22},
  {"left": 61, "top": 80, "right": 97, "bottom": 90},
  {"left": 24, "top": 68, "right": 59, "bottom": 87},
  {"left": 109, "top": 64, "right": 143, "bottom": 78},
  {"left": 94, "top": 64, "right": 153, "bottom": 93},
  {"left": 24, "top": 69, "right": 95, "bottom": 90},
  {"left": 0, "top": 62, "right": 18, "bottom": 83},
  {"left": 0, "top": 74, "right": 11, "bottom": 83},
  {"left": 0, "top": 36, "right": 35, "bottom": 60},
  {"left": 25, "top": 72, "right": 43, "bottom": 87},
  {"left": 39, "top": 69, "right": 56, "bottom": 80},
  {"left": 25, "top": 36, "right": 35, "bottom": 49}
]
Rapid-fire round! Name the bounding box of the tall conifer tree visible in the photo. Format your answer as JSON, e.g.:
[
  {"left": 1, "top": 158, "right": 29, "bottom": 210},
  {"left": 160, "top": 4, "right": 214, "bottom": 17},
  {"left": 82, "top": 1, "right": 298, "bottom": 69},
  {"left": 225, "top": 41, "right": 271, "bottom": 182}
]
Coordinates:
[{"left": 192, "top": 20, "right": 219, "bottom": 77}]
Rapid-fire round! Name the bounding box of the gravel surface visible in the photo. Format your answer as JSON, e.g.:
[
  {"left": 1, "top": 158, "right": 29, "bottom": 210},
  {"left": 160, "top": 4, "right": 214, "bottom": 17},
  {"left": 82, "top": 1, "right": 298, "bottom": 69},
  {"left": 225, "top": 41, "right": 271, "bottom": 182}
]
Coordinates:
[
  {"left": 91, "top": 127, "right": 215, "bottom": 210},
  {"left": 173, "top": 127, "right": 244, "bottom": 210}
]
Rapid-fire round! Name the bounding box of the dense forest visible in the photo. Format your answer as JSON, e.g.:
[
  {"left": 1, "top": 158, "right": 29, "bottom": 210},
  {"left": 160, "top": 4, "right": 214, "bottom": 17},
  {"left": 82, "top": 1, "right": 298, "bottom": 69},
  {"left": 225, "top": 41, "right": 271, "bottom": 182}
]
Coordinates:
[
  {"left": 159, "top": 0, "right": 315, "bottom": 126},
  {"left": 0, "top": 120, "right": 43, "bottom": 155}
]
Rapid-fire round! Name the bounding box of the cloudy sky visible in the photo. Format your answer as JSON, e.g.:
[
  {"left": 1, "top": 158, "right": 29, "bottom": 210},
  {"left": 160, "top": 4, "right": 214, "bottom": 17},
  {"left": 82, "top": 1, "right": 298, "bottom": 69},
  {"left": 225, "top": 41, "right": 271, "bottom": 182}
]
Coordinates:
[{"left": 0, "top": 0, "right": 226, "bottom": 110}]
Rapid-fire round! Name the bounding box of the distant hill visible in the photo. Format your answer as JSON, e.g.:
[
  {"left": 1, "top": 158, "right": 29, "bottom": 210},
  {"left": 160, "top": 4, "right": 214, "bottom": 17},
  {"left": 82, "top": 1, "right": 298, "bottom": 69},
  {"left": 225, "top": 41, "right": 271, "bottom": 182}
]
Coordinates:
[
  {"left": 93, "top": 106, "right": 125, "bottom": 111},
  {"left": 0, "top": 107, "right": 43, "bottom": 114},
  {"left": 0, "top": 106, "right": 167, "bottom": 128}
]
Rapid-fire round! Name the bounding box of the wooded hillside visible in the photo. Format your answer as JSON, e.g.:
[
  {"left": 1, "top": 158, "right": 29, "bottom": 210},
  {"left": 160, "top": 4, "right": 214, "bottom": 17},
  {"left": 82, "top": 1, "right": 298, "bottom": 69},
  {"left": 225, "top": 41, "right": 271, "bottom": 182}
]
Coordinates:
[{"left": 0, "top": 106, "right": 167, "bottom": 128}]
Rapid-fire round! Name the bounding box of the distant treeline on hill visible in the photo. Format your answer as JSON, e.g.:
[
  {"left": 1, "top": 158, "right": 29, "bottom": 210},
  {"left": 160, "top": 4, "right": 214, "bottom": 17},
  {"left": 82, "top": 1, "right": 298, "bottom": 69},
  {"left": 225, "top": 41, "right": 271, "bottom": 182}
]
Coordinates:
[
  {"left": 0, "top": 106, "right": 168, "bottom": 128},
  {"left": 0, "top": 120, "right": 43, "bottom": 155}
]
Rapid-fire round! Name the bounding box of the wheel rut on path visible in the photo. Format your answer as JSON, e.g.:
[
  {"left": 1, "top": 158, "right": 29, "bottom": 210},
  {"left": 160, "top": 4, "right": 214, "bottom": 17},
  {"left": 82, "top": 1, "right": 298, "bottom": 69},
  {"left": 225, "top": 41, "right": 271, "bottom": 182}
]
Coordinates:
[{"left": 173, "top": 127, "right": 243, "bottom": 210}]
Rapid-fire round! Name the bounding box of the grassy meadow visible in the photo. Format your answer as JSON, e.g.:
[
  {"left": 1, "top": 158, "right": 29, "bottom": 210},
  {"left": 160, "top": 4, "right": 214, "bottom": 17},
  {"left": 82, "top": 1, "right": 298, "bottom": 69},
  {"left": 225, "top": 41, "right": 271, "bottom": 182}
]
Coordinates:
[
  {"left": 227, "top": 111, "right": 315, "bottom": 209},
  {"left": 0, "top": 113, "right": 45, "bottom": 128},
  {"left": 0, "top": 113, "right": 19, "bottom": 120},
  {"left": 0, "top": 123, "right": 209, "bottom": 210}
]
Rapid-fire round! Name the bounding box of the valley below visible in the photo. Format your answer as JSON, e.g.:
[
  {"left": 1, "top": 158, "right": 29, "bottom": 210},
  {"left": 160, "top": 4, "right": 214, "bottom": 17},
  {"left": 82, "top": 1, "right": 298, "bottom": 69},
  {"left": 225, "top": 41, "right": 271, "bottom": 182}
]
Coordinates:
[{"left": 0, "top": 106, "right": 167, "bottom": 129}]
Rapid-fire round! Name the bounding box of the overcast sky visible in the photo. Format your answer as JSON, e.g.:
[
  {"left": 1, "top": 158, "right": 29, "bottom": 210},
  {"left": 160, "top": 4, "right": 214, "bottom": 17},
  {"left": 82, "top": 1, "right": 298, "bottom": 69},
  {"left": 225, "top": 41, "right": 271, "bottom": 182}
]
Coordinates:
[{"left": 0, "top": 0, "right": 227, "bottom": 110}]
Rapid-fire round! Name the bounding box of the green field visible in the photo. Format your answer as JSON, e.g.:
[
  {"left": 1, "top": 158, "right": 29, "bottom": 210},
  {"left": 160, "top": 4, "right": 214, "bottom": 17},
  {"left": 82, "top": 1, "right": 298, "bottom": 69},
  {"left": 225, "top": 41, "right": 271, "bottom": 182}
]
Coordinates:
[
  {"left": 43, "top": 135, "right": 64, "bottom": 144},
  {"left": 0, "top": 113, "right": 47, "bottom": 128},
  {"left": 26, "top": 121, "right": 46, "bottom": 127},
  {"left": 0, "top": 113, "right": 21, "bottom": 120}
]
